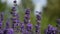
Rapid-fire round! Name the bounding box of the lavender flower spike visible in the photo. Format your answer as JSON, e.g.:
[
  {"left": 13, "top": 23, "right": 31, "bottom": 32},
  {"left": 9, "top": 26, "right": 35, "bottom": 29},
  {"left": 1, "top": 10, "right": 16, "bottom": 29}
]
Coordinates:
[
  {"left": 25, "top": 8, "right": 30, "bottom": 14},
  {"left": 6, "top": 19, "right": 10, "bottom": 29},
  {"left": 4, "top": 19, "right": 14, "bottom": 34},
  {"left": 26, "top": 21, "right": 33, "bottom": 31},
  {"left": 0, "top": 12, "right": 4, "bottom": 21}
]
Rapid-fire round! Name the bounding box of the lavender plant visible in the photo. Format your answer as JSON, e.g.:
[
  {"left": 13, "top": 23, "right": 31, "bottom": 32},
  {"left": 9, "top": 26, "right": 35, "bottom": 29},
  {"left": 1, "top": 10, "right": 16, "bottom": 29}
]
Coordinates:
[
  {"left": 3, "top": 19, "right": 14, "bottom": 34},
  {"left": 45, "top": 24, "right": 57, "bottom": 34},
  {"left": 0, "top": 12, "right": 4, "bottom": 34},
  {"left": 20, "top": 22, "right": 25, "bottom": 32},
  {"left": 0, "top": 12, "right": 4, "bottom": 22},
  {"left": 26, "top": 20, "right": 33, "bottom": 34},
  {"left": 0, "top": 19, "right": 3, "bottom": 34},
  {"left": 26, "top": 21, "right": 33, "bottom": 31},
  {"left": 34, "top": 12, "right": 41, "bottom": 34},
  {"left": 24, "top": 8, "right": 30, "bottom": 24},
  {"left": 10, "top": 0, "right": 20, "bottom": 30},
  {"left": 23, "top": 8, "right": 34, "bottom": 34}
]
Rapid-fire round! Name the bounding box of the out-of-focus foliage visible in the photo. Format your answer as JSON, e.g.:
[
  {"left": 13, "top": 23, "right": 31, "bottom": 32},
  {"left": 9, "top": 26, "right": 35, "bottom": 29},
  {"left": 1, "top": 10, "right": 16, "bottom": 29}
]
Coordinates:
[
  {"left": 44, "top": 0, "right": 60, "bottom": 20},
  {"left": 0, "top": 0, "right": 7, "bottom": 12},
  {"left": 22, "top": 0, "right": 34, "bottom": 11},
  {"left": 41, "top": 0, "right": 60, "bottom": 34}
]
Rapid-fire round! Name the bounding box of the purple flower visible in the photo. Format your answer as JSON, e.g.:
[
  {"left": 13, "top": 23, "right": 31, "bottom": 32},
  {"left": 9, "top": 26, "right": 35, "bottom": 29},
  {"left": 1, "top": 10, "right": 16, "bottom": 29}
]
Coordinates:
[
  {"left": 11, "top": 13, "right": 19, "bottom": 19},
  {"left": 20, "top": 23, "right": 25, "bottom": 32},
  {"left": 6, "top": 22, "right": 9, "bottom": 26},
  {"left": 13, "top": 0, "right": 17, "bottom": 6},
  {"left": 24, "top": 14, "right": 30, "bottom": 20},
  {"left": 11, "top": 12, "right": 16, "bottom": 15},
  {"left": 4, "top": 28, "right": 14, "bottom": 34},
  {"left": 25, "top": 9, "right": 30, "bottom": 15},
  {"left": 36, "top": 15, "right": 41, "bottom": 20},
  {"left": 35, "top": 24, "right": 40, "bottom": 33},
  {"left": 20, "top": 24, "right": 24, "bottom": 29},
  {"left": 12, "top": 6, "right": 16, "bottom": 11},
  {"left": 15, "top": 19, "right": 20, "bottom": 23},
  {"left": 12, "top": 18, "right": 20, "bottom": 29},
  {"left": 11, "top": 6, "right": 16, "bottom": 15},
  {"left": 0, "top": 19, "right": 2, "bottom": 23},
  {"left": 24, "top": 9, "right": 31, "bottom": 24},
  {"left": 15, "top": 23, "right": 20, "bottom": 26},
  {"left": 11, "top": 17, "right": 17, "bottom": 20},
  {"left": 12, "top": 24, "right": 14, "bottom": 28},
  {"left": 3, "top": 29, "right": 8, "bottom": 34},
  {"left": 0, "top": 29, "right": 3, "bottom": 34},
  {"left": 36, "top": 20, "right": 40, "bottom": 25},
  {"left": 0, "top": 19, "right": 2, "bottom": 28},
  {"left": 45, "top": 24, "right": 57, "bottom": 34},
  {"left": 0, "top": 12, "right": 4, "bottom": 21},
  {"left": 4, "top": 19, "right": 14, "bottom": 34},
  {"left": 26, "top": 23, "right": 32, "bottom": 31},
  {"left": 24, "top": 18, "right": 28, "bottom": 24},
  {"left": 11, "top": 11, "right": 16, "bottom": 15},
  {"left": 39, "top": 12, "right": 42, "bottom": 14},
  {"left": 11, "top": 13, "right": 20, "bottom": 29},
  {"left": 11, "top": 17, "right": 19, "bottom": 23},
  {"left": 14, "top": 14, "right": 19, "bottom": 18},
  {"left": 12, "top": 19, "right": 20, "bottom": 24},
  {"left": 0, "top": 23, "right": 2, "bottom": 29},
  {"left": 48, "top": 24, "right": 53, "bottom": 31},
  {"left": 6, "top": 19, "right": 10, "bottom": 29},
  {"left": 13, "top": 0, "right": 17, "bottom": 3},
  {"left": 12, "top": 23, "right": 16, "bottom": 29}
]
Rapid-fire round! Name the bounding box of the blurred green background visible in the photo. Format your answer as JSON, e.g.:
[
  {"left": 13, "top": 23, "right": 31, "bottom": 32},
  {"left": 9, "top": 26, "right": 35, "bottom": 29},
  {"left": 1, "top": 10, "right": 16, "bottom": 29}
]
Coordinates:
[{"left": 0, "top": 0, "right": 60, "bottom": 34}]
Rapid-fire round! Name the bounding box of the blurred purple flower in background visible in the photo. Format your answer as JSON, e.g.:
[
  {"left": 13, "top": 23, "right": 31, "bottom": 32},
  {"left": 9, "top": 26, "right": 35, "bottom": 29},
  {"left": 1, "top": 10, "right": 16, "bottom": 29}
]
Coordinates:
[
  {"left": 5, "top": 19, "right": 10, "bottom": 29},
  {"left": 10, "top": 0, "right": 20, "bottom": 30},
  {"left": 0, "top": 19, "right": 3, "bottom": 34},
  {"left": 20, "top": 22, "right": 25, "bottom": 32},
  {"left": 25, "top": 8, "right": 30, "bottom": 15},
  {"left": 36, "top": 14, "right": 41, "bottom": 20},
  {"left": 0, "top": 12, "right": 4, "bottom": 22},
  {"left": 3, "top": 28, "right": 14, "bottom": 34},
  {"left": 0, "top": 12, "right": 4, "bottom": 34},
  {"left": 45, "top": 24, "right": 57, "bottom": 34},
  {"left": 3, "top": 18, "right": 14, "bottom": 34},
  {"left": 26, "top": 23, "right": 33, "bottom": 31},
  {"left": 13, "top": 0, "right": 17, "bottom": 3},
  {"left": 24, "top": 8, "right": 30, "bottom": 24},
  {"left": 35, "top": 24, "right": 40, "bottom": 34}
]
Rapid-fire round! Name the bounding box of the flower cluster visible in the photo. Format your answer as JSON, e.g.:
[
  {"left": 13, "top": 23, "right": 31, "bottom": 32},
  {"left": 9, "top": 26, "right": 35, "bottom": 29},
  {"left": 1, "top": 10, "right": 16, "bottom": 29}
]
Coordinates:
[
  {"left": 6, "top": 19, "right": 10, "bottom": 29},
  {"left": 45, "top": 24, "right": 57, "bottom": 34},
  {"left": 24, "top": 8, "right": 30, "bottom": 24},
  {"left": 10, "top": 0, "right": 20, "bottom": 30},
  {"left": 0, "top": 12, "right": 4, "bottom": 34},
  {"left": 3, "top": 19, "right": 14, "bottom": 34},
  {"left": 35, "top": 12, "right": 41, "bottom": 34},
  {"left": 20, "top": 22, "right": 25, "bottom": 32},
  {"left": 21, "top": 9, "right": 33, "bottom": 34}
]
